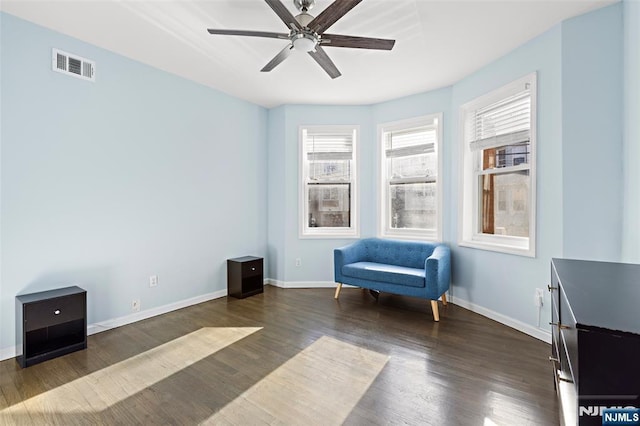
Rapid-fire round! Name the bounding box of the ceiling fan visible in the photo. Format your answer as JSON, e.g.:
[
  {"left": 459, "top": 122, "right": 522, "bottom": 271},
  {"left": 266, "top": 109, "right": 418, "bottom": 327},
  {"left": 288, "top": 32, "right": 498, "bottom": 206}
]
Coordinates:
[{"left": 207, "top": 0, "right": 395, "bottom": 79}]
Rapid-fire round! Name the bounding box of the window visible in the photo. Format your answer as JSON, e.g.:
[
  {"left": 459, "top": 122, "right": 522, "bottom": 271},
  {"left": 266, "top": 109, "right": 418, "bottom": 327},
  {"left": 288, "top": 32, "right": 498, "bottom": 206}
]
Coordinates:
[
  {"left": 459, "top": 73, "right": 537, "bottom": 256},
  {"left": 300, "top": 125, "right": 359, "bottom": 238},
  {"left": 378, "top": 114, "right": 442, "bottom": 240}
]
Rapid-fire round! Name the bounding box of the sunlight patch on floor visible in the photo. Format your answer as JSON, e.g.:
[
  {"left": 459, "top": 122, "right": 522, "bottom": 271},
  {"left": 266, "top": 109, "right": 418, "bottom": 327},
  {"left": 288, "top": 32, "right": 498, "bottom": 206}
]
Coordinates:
[
  {"left": 485, "top": 389, "right": 535, "bottom": 425},
  {"left": 1, "top": 327, "right": 261, "bottom": 417},
  {"left": 202, "top": 336, "right": 389, "bottom": 425}
]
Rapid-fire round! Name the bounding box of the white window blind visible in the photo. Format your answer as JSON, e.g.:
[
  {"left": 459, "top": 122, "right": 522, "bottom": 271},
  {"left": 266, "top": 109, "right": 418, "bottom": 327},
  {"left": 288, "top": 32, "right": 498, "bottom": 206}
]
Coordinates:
[
  {"left": 305, "top": 132, "right": 353, "bottom": 162},
  {"left": 384, "top": 126, "right": 436, "bottom": 159},
  {"left": 469, "top": 89, "right": 531, "bottom": 152},
  {"left": 304, "top": 130, "right": 353, "bottom": 182}
]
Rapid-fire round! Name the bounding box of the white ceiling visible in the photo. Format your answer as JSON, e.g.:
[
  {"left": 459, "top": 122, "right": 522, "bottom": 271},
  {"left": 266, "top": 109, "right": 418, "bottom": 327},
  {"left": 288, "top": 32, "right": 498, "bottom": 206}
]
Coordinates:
[{"left": 1, "top": 0, "right": 615, "bottom": 107}]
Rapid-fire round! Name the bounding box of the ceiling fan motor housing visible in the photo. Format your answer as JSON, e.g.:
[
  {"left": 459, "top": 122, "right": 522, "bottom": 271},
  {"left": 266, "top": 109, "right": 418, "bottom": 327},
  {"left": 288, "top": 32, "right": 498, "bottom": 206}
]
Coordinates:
[{"left": 294, "top": 12, "right": 315, "bottom": 28}]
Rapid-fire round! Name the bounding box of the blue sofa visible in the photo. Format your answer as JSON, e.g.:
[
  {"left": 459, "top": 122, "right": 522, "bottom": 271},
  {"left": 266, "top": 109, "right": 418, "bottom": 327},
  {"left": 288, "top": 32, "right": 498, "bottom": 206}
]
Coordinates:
[{"left": 334, "top": 238, "right": 451, "bottom": 321}]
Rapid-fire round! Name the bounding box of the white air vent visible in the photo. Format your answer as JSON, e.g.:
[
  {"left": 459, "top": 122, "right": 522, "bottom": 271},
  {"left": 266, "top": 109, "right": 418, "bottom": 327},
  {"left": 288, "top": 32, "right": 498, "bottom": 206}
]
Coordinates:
[{"left": 52, "top": 48, "right": 95, "bottom": 82}]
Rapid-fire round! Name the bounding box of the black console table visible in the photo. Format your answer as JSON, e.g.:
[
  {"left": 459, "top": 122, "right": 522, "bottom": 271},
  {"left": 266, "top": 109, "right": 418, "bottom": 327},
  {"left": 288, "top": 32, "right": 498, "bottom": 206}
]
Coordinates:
[
  {"left": 549, "top": 259, "right": 640, "bottom": 425},
  {"left": 227, "top": 256, "right": 263, "bottom": 299},
  {"left": 16, "top": 286, "right": 87, "bottom": 368}
]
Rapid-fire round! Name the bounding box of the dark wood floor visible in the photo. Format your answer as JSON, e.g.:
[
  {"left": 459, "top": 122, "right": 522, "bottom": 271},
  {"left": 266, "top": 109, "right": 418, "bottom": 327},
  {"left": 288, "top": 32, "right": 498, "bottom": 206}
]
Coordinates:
[{"left": 0, "top": 286, "right": 559, "bottom": 425}]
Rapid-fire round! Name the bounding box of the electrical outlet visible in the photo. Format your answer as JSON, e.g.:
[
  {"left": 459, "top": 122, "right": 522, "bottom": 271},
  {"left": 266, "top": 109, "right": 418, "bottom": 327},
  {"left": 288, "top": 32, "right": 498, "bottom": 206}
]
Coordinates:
[
  {"left": 149, "top": 275, "right": 158, "bottom": 287},
  {"left": 132, "top": 299, "right": 140, "bottom": 312},
  {"left": 295, "top": 258, "right": 301, "bottom": 267},
  {"left": 534, "top": 288, "right": 544, "bottom": 307}
]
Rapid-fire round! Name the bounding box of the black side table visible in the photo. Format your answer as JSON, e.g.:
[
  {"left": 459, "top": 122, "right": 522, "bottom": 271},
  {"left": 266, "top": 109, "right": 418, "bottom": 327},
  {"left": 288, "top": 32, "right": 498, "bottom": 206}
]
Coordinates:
[
  {"left": 16, "top": 286, "right": 87, "bottom": 368},
  {"left": 227, "top": 256, "right": 264, "bottom": 299}
]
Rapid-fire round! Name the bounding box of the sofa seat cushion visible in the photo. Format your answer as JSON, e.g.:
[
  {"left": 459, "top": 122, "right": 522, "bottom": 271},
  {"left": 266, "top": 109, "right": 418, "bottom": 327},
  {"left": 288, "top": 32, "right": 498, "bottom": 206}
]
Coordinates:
[{"left": 341, "top": 262, "right": 425, "bottom": 288}]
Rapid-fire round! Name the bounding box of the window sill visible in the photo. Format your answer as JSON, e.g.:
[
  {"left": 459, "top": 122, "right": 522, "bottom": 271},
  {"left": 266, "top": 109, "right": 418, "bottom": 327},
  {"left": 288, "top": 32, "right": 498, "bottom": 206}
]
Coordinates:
[
  {"left": 379, "top": 230, "right": 440, "bottom": 242},
  {"left": 458, "top": 239, "right": 535, "bottom": 257},
  {"left": 300, "top": 229, "right": 360, "bottom": 239}
]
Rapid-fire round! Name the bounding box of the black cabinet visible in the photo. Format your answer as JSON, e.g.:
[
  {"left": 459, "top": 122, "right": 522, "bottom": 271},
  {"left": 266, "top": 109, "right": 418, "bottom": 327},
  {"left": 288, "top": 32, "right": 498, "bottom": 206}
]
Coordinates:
[
  {"left": 550, "top": 259, "right": 640, "bottom": 425},
  {"left": 16, "top": 286, "right": 87, "bottom": 368},
  {"left": 227, "top": 256, "right": 263, "bottom": 299}
]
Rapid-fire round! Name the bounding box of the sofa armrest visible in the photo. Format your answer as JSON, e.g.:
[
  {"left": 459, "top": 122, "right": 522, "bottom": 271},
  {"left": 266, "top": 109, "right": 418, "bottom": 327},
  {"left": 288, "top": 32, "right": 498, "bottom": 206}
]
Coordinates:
[
  {"left": 425, "top": 244, "right": 451, "bottom": 298},
  {"left": 334, "top": 241, "right": 366, "bottom": 282}
]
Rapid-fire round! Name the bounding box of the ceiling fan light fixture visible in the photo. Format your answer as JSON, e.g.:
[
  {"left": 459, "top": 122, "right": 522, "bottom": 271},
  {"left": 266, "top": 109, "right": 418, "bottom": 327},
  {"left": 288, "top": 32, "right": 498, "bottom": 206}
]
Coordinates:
[{"left": 292, "top": 33, "right": 317, "bottom": 52}]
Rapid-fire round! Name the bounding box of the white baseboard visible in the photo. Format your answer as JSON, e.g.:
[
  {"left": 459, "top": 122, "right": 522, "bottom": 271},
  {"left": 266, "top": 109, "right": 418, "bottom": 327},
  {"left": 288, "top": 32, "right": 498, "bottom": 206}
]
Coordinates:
[
  {"left": 0, "top": 289, "right": 228, "bottom": 362},
  {"left": 449, "top": 295, "right": 551, "bottom": 344},
  {"left": 87, "top": 289, "right": 228, "bottom": 335},
  {"left": 0, "top": 345, "right": 18, "bottom": 362}
]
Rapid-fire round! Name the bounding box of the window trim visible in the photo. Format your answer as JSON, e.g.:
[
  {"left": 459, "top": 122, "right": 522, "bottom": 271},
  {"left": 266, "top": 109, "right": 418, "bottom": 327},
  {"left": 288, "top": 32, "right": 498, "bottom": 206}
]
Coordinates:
[
  {"left": 458, "top": 73, "right": 537, "bottom": 257},
  {"left": 377, "top": 114, "right": 443, "bottom": 241},
  {"left": 299, "top": 125, "right": 360, "bottom": 239}
]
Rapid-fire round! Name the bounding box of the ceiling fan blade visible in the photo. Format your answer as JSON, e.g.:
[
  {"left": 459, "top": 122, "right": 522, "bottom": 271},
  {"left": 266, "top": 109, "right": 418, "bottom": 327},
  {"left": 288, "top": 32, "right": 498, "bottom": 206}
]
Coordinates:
[
  {"left": 321, "top": 34, "right": 395, "bottom": 50},
  {"left": 207, "top": 29, "right": 289, "bottom": 40},
  {"left": 308, "top": 0, "right": 362, "bottom": 34},
  {"left": 264, "top": 0, "right": 302, "bottom": 30},
  {"left": 261, "top": 45, "right": 294, "bottom": 72},
  {"left": 308, "top": 46, "right": 341, "bottom": 79}
]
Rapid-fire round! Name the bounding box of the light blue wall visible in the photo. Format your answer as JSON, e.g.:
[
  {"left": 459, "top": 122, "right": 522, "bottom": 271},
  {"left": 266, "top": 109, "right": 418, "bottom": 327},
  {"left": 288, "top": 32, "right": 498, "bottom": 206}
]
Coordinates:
[
  {"left": 561, "top": 3, "right": 623, "bottom": 261},
  {"left": 622, "top": 0, "right": 640, "bottom": 263},
  {"left": 0, "top": 13, "right": 268, "bottom": 352},
  {"left": 267, "top": 106, "right": 287, "bottom": 281},
  {"left": 271, "top": 105, "right": 372, "bottom": 283},
  {"left": 450, "top": 24, "right": 563, "bottom": 329}
]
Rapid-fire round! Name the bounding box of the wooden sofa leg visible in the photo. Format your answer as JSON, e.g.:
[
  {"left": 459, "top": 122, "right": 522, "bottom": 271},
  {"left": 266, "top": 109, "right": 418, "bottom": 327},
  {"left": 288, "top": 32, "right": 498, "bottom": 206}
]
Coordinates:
[
  {"left": 441, "top": 293, "right": 448, "bottom": 305},
  {"left": 431, "top": 300, "right": 440, "bottom": 322},
  {"left": 334, "top": 283, "right": 343, "bottom": 299}
]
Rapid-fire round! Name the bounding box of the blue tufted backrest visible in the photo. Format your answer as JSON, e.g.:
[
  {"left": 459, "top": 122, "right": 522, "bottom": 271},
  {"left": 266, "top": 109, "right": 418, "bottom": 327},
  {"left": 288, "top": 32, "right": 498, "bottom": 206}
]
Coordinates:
[{"left": 360, "top": 238, "right": 436, "bottom": 269}]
